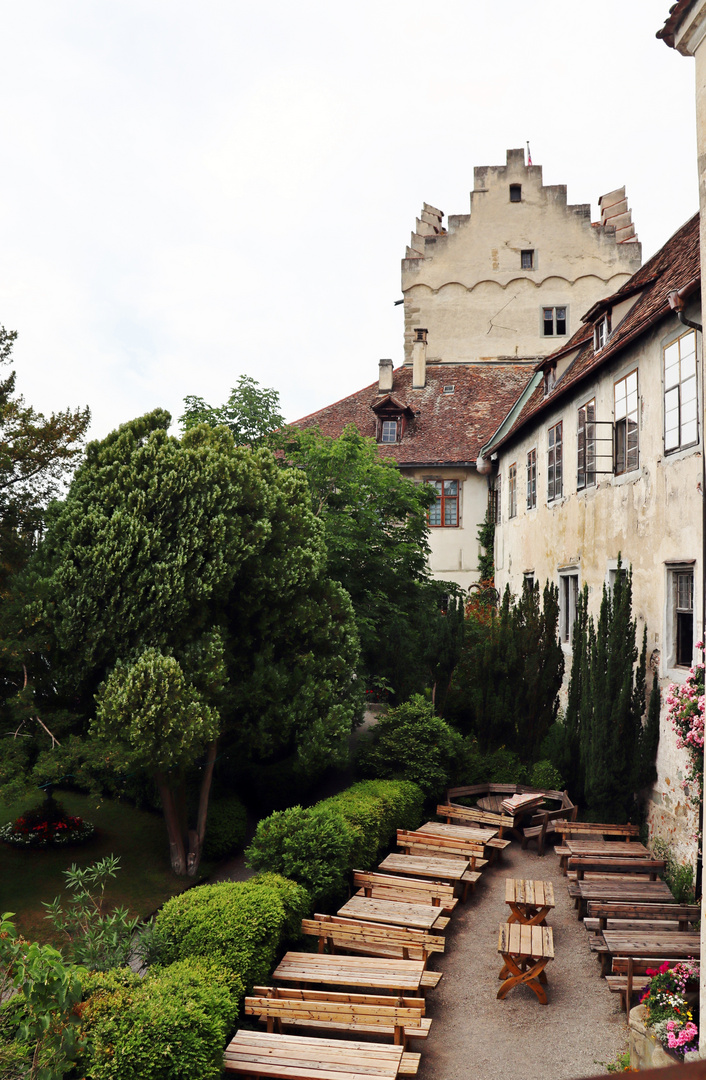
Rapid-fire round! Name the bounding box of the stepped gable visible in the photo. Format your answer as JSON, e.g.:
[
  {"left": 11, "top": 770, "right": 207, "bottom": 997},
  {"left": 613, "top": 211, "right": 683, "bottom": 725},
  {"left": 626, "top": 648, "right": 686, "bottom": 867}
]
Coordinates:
[
  {"left": 291, "top": 363, "right": 533, "bottom": 466},
  {"left": 489, "top": 212, "right": 700, "bottom": 451}
]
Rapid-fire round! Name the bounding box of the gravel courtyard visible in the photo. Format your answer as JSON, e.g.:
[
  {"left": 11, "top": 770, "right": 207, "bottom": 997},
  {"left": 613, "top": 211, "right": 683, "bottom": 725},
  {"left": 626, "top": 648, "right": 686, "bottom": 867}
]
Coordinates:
[{"left": 416, "top": 841, "right": 628, "bottom": 1080}]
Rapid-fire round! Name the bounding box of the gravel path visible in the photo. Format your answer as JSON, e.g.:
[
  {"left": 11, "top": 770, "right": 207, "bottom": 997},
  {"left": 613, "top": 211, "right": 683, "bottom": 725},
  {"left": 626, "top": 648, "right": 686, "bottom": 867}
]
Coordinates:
[{"left": 417, "top": 842, "right": 628, "bottom": 1080}]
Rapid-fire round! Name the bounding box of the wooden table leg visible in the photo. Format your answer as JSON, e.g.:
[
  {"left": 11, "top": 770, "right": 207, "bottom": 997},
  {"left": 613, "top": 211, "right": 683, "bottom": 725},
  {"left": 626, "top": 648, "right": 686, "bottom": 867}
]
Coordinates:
[
  {"left": 497, "top": 953, "right": 550, "bottom": 1005},
  {"left": 507, "top": 903, "right": 552, "bottom": 926}
]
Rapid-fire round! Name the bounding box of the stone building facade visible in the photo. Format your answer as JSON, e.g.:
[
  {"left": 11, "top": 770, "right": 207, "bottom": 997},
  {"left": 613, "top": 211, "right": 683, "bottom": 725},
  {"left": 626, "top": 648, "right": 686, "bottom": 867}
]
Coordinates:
[{"left": 480, "top": 213, "right": 702, "bottom": 862}]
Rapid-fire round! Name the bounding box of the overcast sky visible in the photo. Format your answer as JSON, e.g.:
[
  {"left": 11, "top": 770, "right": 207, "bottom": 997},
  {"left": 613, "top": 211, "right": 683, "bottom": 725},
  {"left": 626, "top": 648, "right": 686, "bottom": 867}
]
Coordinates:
[{"left": 0, "top": 1, "right": 698, "bottom": 441}]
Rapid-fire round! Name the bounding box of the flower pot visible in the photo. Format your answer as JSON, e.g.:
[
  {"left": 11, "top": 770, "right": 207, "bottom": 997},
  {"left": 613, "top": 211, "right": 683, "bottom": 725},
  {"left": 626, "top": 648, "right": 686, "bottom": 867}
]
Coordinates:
[{"left": 629, "top": 1005, "right": 683, "bottom": 1070}]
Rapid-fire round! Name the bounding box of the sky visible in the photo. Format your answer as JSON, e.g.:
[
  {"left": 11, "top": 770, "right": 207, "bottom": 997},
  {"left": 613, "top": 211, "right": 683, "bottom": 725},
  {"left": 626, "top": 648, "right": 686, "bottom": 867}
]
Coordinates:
[{"left": 0, "top": 1, "right": 699, "bottom": 441}]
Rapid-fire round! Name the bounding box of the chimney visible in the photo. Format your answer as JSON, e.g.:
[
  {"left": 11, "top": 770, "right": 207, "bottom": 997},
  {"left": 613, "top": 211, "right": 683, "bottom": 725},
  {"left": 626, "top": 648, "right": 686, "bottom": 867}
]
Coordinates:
[
  {"left": 412, "top": 328, "right": 427, "bottom": 388},
  {"left": 378, "top": 358, "right": 393, "bottom": 392}
]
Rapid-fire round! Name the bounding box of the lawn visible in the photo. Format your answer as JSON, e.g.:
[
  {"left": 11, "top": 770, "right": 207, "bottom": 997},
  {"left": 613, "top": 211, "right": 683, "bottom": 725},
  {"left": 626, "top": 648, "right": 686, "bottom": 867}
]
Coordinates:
[{"left": 0, "top": 790, "right": 213, "bottom": 947}]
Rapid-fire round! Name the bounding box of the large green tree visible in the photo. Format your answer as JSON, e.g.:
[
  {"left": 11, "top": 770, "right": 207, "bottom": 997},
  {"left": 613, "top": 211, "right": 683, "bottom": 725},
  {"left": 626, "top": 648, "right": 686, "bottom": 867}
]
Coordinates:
[
  {"left": 180, "top": 375, "right": 285, "bottom": 447},
  {"left": 3, "top": 411, "right": 360, "bottom": 874}
]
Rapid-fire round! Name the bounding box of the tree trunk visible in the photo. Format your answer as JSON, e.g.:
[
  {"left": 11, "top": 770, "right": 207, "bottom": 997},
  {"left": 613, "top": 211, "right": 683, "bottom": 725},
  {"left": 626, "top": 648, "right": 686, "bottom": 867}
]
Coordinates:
[
  {"left": 187, "top": 740, "right": 217, "bottom": 877},
  {"left": 155, "top": 771, "right": 187, "bottom": 875}
]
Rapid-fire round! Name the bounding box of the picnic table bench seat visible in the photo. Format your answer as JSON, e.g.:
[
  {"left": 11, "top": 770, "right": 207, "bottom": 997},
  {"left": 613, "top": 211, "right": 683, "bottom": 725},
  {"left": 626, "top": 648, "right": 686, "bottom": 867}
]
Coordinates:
[
  {"left": 246, "top": 986, "right": 432, "bottom": 1047},
  {"left": 376, "top": 853, "right": 480, "bottom": 901},
  {"left": 567, "top": 857, "right": 665, "bottom": 881},
  {"left": 435, "top": 803, "right": 514, "bottom": 837},
  {"left": 224, "top": 1030, "right": 419, "bottom": 1078},
  {"left": 555, "top": 822, "right": 641, "bottom": 839},
  {"left": 300, "top": 914, "right": 445, "bottom": 964},
  {"left": 590, "top": 929, "right": 701, "bottom": 975},
  {"left": 584, "top": 917, "right": 684, "bottom": 933},
  {"left": 396, "top": 829, "right": 489, "bottom": 868},
  {"left": 352, "top": 871, "right": 458, "bottom": 912},
  {"left": 585, "top": 902, "right": 699, "bottom": 932}
]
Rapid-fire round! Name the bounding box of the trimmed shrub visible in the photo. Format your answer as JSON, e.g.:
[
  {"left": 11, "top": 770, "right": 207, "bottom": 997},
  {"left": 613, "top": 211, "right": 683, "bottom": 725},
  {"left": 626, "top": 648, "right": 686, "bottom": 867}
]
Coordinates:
[
  {"left": 245, "top": 805, "right": 355, "bottom": 907},
  {"left": 529, "top": 759, "right": 564, "bottom": 791},
  {"left": 203, "top": 795, "right": 247, "bottom": 860},
  {"left": 76, "top": 958, "right": 237, "bottom": 1080},
  {"left": 484, "top": 746, "right": 528, "bottom": 784},
  {"left": 324, "top": 780, "right": 424, "bottom": 866},
  {"left": 355, "top": 694, "right": 465, "bottom": 798},
  {"left": 245, "top": 780, "right": 425, "bottom": 907},
  {"left": 153, "top": 873, "right": 309, "bottom": 996}
]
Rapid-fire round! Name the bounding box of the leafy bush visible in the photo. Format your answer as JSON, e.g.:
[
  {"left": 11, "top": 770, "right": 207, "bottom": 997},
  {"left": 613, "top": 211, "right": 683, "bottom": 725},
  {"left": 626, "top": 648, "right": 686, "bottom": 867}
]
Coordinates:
[
  {"left": 203, "top": 795, "right": 247, "bottom": 860},
  {"left": 245, "top": 780, "right": 424, "bottom": 907},
  {"left": 322, "top": 780, "right": 424, "bottom": 866},
  {"left": 77, "top": 958, "right": 237, "bottom": 1080},
  {"left": 529, "top": 760, "right": 564, "bottom": 791},
  {"left": 153, "top": 873, "right": 309, "bottom": 996},
  {"left": 484, "top": 747, "right": 528, "bottom": 784},
  {"left": 652, "top": 838, "right": 696, "bottom": 904},
  {"left": 355, "top": 695, "right": 465, "bottom": 797},
  {"left": 245, "top": 805, "right": 355, "bottom": 907}
]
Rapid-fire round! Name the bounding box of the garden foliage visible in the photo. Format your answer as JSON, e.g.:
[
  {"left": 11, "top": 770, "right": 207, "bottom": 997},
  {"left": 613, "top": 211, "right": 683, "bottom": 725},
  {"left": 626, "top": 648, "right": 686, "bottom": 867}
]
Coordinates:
[
  {"left": 202, "top": 795, "right": 247, "bottom": 860},
  {"left": 74, "top": 958, "right": 238, "bottom": 1080},
  {"left": 444, "top": 581, "right": 564, "bottom": 760},
  {"left": 245, "top": 780, "right": 424, "bottom": 908},
  {"left": 666, "top": 648, "right": 704, "bottom": 804},
  {"left": 640, "top": 961, "right": 699, "bottom": 1057},
  {"left": 153, "top": 873, "right": 309, "bottom": 999},
  {"left": 355, "top": 696, "right": 465, "bottom": 798},
  {"left": 563, "top": 565, "right": 655, "bottom": 820}
]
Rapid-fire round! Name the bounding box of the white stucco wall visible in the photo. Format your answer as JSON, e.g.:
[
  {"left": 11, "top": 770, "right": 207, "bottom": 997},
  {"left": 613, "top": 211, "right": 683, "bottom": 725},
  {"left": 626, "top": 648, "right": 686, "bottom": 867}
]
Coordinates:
[
  {"left": 494, "top": 311, "right": 702, "bottom": 863},
  {"left": 402, "top": 149, "right": 642, "bottom": 366},
  {"left": 404, "top": 466, "right": 488, "bottom": 592}
]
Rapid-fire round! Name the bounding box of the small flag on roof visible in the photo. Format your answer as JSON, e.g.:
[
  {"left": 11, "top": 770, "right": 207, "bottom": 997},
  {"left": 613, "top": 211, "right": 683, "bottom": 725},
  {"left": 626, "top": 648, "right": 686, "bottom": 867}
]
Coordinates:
[{"left": 527, "top": 141, "right": 532, "bottom": 166}]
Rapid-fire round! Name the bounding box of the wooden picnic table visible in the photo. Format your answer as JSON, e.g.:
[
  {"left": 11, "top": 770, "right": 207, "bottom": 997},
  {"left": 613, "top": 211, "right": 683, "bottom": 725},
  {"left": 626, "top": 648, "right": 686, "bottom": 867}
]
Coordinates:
[
  {"left": 418, "top": 821, "right": 498, "bottom": 844},
  {"left": 378, "top": 852, "right": 471, "bottom": 883},
  {"left": 565, "top": 839, "right": 651, "bottom": 859},
  {"left": 338, "top": 894, "right": 447, "bottom": 931},
  {"left": 272, "top": 951, "right": 431, "bottom": 994},
  {"left": 576, "top": 879, "right": 674, "bottom": 918},
  {"left": 601, "top": 929, "right": 701, "bottom": 962},
  {"left": 224, "top": 1030, "right": 406, "bottom": 1079},
  {"left": 505, "top": 879, "right": 555, "bottom": 925},
  {"left": 497, "top": 923, "right": 554, "bottom": 1005}
]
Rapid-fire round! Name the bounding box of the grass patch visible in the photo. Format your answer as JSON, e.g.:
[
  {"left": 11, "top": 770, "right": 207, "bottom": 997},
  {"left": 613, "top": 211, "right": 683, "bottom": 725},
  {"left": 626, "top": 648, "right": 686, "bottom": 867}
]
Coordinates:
[{"left": 0, "top": 790, "right": 213, "bottom": 947}]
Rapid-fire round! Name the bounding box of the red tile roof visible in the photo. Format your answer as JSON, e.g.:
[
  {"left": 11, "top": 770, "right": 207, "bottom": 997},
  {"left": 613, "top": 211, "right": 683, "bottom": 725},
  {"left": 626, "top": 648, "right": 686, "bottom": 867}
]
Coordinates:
[
  {"left": 291, "top": 363, "right": 535, "bottom": 466},
  {"left": 488, "top": 212, "right": 700, "bottom": 453},
  {"left": 657, "top": 0, "right": 697, "bottom": 46}
]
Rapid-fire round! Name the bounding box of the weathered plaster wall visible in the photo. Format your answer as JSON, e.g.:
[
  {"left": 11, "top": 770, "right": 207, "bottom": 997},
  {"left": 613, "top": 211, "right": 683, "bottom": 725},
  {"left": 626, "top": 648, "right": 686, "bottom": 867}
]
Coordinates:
[
  {"left": 404, "top": 466, "right": 486, "bottom": 592},
  {"left": 494, "top": 313, "right": 702, "bottom": 864},
  {"left": 402, "top": 149, "right": 642, "bottom": 366}
]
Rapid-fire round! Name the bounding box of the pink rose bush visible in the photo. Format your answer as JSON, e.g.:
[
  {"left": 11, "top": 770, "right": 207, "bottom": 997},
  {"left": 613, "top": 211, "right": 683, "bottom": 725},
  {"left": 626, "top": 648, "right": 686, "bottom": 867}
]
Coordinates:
[
  {"left": 667, "top": 646, "right": 705, "bottom": 805},
  {"left": 640, "top": 961, "right": 699, "bottom": 1058}
]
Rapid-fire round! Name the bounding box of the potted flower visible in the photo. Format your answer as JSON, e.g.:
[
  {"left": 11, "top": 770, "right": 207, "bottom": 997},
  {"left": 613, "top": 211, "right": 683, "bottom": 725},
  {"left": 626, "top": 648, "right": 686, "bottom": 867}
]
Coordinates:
[{"left": 638, "top": 961, "right": 699, "bottom": 1059}]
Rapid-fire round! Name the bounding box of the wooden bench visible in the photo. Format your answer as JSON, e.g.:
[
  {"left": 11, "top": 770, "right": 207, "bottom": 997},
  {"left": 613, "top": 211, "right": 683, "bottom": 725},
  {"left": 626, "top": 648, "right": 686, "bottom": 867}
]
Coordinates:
[
  {"left": 301, "top": 914, "right": 445, "bottom": 964},
  {"left": 586, "top": 902, "right": 700, "bottom": 933},
  {"left": 590, "top": 929, "right": 701, "bottom": 976},
  {"left": 246, "top": 986, "right": 431, "bottom": 1048},
  {"left": 224, "top": 1030, "right": 420, "bottom": 1078},
  {"left": 435, "top": 803, "right": 514, "bottom": 837},
  {"left": 568, "top": 857, "right": 666, "bottom": 881},
  {"left": 555, "top": 822, "right": 641, "bottom": 839},
  {"left": 396, "top": 829, "right": 488, "bottom": 868},
  {"left": 606, "top": 956, "right": 700, "bottom": 1012},
  {"left": 352, "top": 871, "right": 458, "bottom": 913},
  {"left": 522, "top": 798, "right": 578, "bottom": 856},
  {"left": 377, "top": 853, "right": 481, "bottom": 901},
  {"left": 273, "top": 951, "right": 443, "bottom": 994}
]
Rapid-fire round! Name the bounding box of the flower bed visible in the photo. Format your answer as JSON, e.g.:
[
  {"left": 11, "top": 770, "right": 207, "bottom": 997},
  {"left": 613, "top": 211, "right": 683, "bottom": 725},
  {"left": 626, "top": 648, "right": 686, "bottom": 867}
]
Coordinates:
[
  {"left": 638, "top": 961, "right": 699, "bottom": 1058},
  {"left": 0, "top": 799, "right": 94, "bottom": 848},
  {"left": 667, "top": 644, "right": 705, "bottom": 804}
]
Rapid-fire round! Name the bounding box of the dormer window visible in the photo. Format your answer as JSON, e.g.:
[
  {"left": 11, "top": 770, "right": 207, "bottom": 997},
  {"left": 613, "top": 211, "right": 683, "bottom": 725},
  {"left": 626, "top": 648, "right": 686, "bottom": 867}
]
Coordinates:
[
  {"left": 510, "top": 184, "right": 522, "bottom": 202},
  {"left": 594, "top": 314, "right": 611, "bottom": 351},
  {"left": 543, "top": 367, "right": 556, "bottom": 397},
  {"left": 442, "top": 385, "right": 455, "bottom": 394},
  {"left": 380, "top": 419, "right": 398, "bottom": 443}
]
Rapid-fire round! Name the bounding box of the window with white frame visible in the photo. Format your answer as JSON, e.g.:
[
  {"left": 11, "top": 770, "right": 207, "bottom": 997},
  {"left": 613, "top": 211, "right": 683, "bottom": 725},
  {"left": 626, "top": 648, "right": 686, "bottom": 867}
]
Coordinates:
[
  {"left": 559, "top": 570, "right": 579, "bottom": 643},
  {"left": 577, "top": 399, "right": 596, "bottom": 490},
  {"left": 541, "top": 306, "right": 567, "bottom": 337},
  {"left": 547, "top": 421, "right": 563, "bottom": 501},
  {"left": 594, "top": 314, "right": 610, "bottom": 352},
  {"left": 508, "top": 463, "right": 517, "bottom": 519},
  {"left": 526, "top": 449, "right": 537, "bottom": 509},
  {"left": 426, "top": 479, "right": 459, "bottom": 527},
  {"left": 380, "top": 419, "right": 398, "bottom": 444},
  {"left": 664, "top": 329, "right": 698, "bottom": 453},
  {"left": 614, "top": 369, "right": 639, "bottom": 474}
]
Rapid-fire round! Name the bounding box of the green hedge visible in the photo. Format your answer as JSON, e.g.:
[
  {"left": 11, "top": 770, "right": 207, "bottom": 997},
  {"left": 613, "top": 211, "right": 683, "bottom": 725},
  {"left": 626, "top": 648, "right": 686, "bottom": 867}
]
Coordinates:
[
  {"left": 245, "top": 779, "right": 424, "bottom": 907},
  {"left": 76, "top": 959, "right": 237, "bottom": 1080},
  {"left": 153, "top": 873, "right": 309, "bottom": 997}
]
